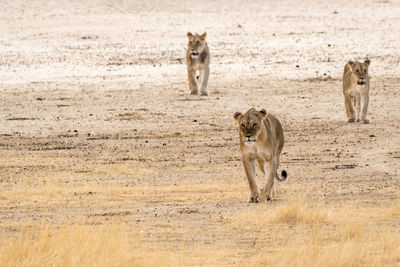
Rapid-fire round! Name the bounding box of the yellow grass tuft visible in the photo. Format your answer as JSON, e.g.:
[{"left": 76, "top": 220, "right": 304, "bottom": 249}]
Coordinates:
[
  {"left": 230, "top": 201, "right": 328, "bottom": 231},
  {"left": 0, "top": 225, "right": 178, "bottom": 267},
  {"left": 270, "top": 202, "right": 327, "bottom": 226},
  {"left": 0, "top": 225, "right": 133, "bottom": 266},
  {"left": 251, "top": 227, "right": 400, "bottom": 267},
  {"left": 336, "top": 223, "right": 363, "bottom": 241}
]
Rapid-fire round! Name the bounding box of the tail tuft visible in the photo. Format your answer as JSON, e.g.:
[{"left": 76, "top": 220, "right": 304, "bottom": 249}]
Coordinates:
[
  {"left": 275, "top": 170, "right": 287, "bottom": 182},
  {"left": 281, "top": 170, "right": 287, "bottom": 180}
]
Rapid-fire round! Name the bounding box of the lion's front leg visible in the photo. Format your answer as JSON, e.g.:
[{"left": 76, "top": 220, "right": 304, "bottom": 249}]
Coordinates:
[
  {"left": 243, "top": 159, "right": 259, "bottom": 203},
  {"left": 188, "top": 69, "right": 199, "bottom": 95},
  {"left": 200, "top": 67, "right": 209, "bottom": 96},
  {"left": 355, "top": 96, "right": 361, "bottom": 122},
  {"left": 344, "top": 95, "right": 355, "bottom": 122},
  {"left": 361, "top": 93, "right": 370, "bottom": 124}
]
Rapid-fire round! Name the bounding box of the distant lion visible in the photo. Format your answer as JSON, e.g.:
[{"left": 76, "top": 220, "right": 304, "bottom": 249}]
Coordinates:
[
  {"left": 186, "top": 32, "right": 210, "bottom": 96},
  {"left": 234, "top": 108, "right": 287, "bottom": 203},
  {"left": 342, "top": 58, "right": 371, "bottom": 123}
]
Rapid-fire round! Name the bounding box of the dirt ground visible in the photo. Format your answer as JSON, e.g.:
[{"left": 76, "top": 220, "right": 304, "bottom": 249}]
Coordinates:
[{"left": 1, "top": 0, "right": 400, "bottom": 265}]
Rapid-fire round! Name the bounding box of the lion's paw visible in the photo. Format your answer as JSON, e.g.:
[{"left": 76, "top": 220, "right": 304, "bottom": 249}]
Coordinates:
[{"left": 248, "top": 194, "right": 260, "bottom": 203}]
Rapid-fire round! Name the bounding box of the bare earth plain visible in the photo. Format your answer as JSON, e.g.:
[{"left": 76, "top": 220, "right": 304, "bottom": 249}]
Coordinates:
[{"left": 0, "top": 0, "right": 400, "bottom": 266}]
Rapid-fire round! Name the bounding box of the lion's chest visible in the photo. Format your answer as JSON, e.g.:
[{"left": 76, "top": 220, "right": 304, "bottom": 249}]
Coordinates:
[
  {"left": 188, "top": 59, "right": 204, "bottom": 71},
  {"left": 242, "top": 145, "right": 272, "bottom": 162},
  {"left": 349, "top": 83, "right": 369, "bottom": 97}
]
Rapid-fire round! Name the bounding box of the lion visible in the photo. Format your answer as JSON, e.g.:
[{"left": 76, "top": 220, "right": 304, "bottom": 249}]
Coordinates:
[
  {"left": 233, "top": 108, "right": 287, "bottom": 203},
  {"left": 342, "top": 58, "right": 371, "bottom": 124},
  {"left": 186, "top": 32, "right": 210, "bottom": 96}
]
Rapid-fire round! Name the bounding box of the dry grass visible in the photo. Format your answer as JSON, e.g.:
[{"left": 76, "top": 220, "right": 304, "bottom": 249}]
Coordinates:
[
  {"left": 2, "top": 165, "right": 400, "bottom": 266},
  {"left": 1, "top": 191, "right": 400, "bottom": 266},
  {"left": 2, "top": 0, "right": 400, "bottom": 265},
  {"left": 231, "top": 201, "right": 328, "bottom": 228},
  {"left": 385, "top": 199, "right": 400, "bottom": 218},
  {"left": 270, "top": 202, "right": 328, "bottom": 226},
  {"left": 1, "top": 180, "right": 246, "bottom": 204},
  {"left": 2, "top": 200, "right": 399, "bottom": 267},
  {"left": 0, "top": 224, "right": 251, "bottom": 266},
  {"left": 248, "top": 203, "right": 400, "bottom": 267},
  {"left": 0, "top": 225, "right": 183, "bottom": 267},
  {"left": 251, "top": 226, "right": 400, "bottom": 267},
  {"left": 0, "top": 225, "right": 134, "bottom": 267},
  {"left": 230, "top": 199, "right": 400, "bottom": 267},
  {"left": 0, "top": 185, "right": 8, "bottom": 200}
]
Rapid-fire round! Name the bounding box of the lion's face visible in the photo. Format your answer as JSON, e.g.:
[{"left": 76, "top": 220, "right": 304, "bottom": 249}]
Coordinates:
[
  {"left": 234, "top": 108, "right": 267, "bottom": 145},
  {"left": 348, "top": 58, "right": 370, "bottom": 85},
  {"left": 187, "top": 32, "right": 207, "bottom": 59}
]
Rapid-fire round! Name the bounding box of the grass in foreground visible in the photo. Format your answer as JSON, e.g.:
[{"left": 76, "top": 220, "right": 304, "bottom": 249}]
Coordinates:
[{"left": 1, "top": 198, "right": 399, "bottom": 266}]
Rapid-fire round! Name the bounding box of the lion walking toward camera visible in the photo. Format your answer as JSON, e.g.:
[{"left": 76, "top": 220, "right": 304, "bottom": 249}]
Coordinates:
[
  {"left": 342, "top": 58, "right": 371, "bottom": 124},
  {"left": 186, "top": 32, "right": 210, "bottom": 96},
  {"left": 234, "top": 108, "right": 287, "bottom": 203}
]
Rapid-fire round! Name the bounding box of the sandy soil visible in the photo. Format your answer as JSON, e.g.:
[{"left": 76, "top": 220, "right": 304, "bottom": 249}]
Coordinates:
[{"left": 1, "top": 0, "right": 400, "bottom": 265}]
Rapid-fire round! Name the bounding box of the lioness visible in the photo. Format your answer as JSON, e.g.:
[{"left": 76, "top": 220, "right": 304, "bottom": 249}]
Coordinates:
[
  {"left": 186, "top": 32, "right": 210, "bottom": 96},
  {"left": 342, "top": 58, "right": 371, "bottom": 123},
  {"left": 234, "top": 108, "right": 287, "bottom": 203}
]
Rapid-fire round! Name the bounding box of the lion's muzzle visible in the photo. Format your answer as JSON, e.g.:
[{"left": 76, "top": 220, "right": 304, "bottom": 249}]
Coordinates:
[
  {"left": 357, "top": 78, "right": 366, "bottom": 85},
  {"left": 245, "top": 135, "right": 256, "bottom": 145},
  {"left": 190, "top": 51, "right": 199, "bottom": 58}
]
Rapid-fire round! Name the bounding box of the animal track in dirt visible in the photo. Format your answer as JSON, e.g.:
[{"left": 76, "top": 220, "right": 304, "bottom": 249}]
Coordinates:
[
  {"left": 331, "top": 164, "right": 357, "bottom": 170},
  {"left": 89, "top": 211, "right": 132, "bottom": 217},
  {"left": 7, "top": 117, "right": 38, "bottom": 121}
]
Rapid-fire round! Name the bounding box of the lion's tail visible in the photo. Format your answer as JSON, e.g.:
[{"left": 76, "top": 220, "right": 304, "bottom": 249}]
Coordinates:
[{"left": 275, "top": 170, "right": 287, "bottom": 182}]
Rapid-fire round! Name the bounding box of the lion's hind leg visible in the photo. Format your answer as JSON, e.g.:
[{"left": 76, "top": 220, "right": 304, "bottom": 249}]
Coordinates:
[{"left": 259, "top": 161, "right": 275, "bottom": 201}]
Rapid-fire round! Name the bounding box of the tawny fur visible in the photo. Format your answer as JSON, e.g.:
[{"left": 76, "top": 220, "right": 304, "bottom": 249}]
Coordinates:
[
  {"left": 342, "top": 58, "right": 371, "bottom": 124},
  {"left": 186, "top": 32, "right": 210, "bottom": 96},
  {"left": 234, "top": 108, "right": 287, "bottom": 203}
]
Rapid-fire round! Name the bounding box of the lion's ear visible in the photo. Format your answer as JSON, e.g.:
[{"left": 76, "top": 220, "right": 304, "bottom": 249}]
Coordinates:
[
  {"left": 364, "top": 58, "right": 370, "bottom": 67},
  {"left": 347, "top": 60, "right": 354, "bottom": 71},
  {"left": 201, "top": 32, "right": 207, "bottom": 40},
  {"left": 187, "top": 32, "right": 193, "bottom": 39},
  {"left": 258, "top": 109, "right": 267, "bottom": 120},
  {"left": 234, "top": 112, "right": 242, "bottom": 122}
]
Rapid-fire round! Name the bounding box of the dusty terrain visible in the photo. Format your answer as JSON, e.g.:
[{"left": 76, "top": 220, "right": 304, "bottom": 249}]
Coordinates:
[{"left": 0, "top": 0, "right": 400, "bottom": 266}]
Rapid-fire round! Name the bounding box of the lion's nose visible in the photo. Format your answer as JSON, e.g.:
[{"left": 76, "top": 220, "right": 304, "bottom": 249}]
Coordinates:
[{"left": 246, "top": 135, "right": 252, "bottom": 138}]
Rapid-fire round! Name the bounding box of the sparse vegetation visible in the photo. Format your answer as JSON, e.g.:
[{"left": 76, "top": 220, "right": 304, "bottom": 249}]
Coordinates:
[
  {"left": 270, "top": 202, "right": 327, "bottom": 225},
  {"left": 1, "top": 0, "right": 400, "bottom": 266}
]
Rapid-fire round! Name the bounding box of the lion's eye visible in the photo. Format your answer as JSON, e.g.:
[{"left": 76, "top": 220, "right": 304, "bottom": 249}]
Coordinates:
[
  {"left": 356, "top": 70, "right": 360, "bottom": 73},
  {"left": 252, "top": 123, "right": 257, "bottom": 128},
  {"left": 240, "top": 124, "right": 245, "bottom": 129}
]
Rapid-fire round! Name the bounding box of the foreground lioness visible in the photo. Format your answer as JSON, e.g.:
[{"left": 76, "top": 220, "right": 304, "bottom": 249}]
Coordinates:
[
  {"left": 342, "top": 58, "right": 371, "bottom": 123},
  {"left": 186, "top": 32, "right": 210, "bottom": 96},
  {"left": 234, "top": 108, "right": 287, "bottom": 203}
]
